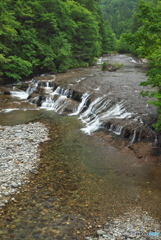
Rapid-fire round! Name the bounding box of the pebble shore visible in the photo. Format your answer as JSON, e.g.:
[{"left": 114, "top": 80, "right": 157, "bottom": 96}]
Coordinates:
[
  {"left": 0, "top": 122, "right": 49, "bottom": 207},
  {"left": 86, "top": 208, "right": 161, "bottom": 240}
]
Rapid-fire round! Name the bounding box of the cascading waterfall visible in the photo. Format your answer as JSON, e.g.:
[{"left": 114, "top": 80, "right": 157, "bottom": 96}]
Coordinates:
[
  {"left": 41, "top": 95, "right": 68, "bottom": 113},
  {"left": 110, "top": 125, "right": 124, "bottom": 136},
  {"left": 16, "top": 75, "right": 155, "bottom": 143},
  {"left": 69, "top": 93, "right": 90, "bottom": 116},
  {"left": 10, "top": 91, "right": 29, "bottom": 99},
  {"left": 26, "top": 81, "right": 38, "bottom": 95},
  {"left": 80, "top": 96, "right": 110, "bottom": 122},
  {"left": 40, "top": 87, "right": 72, "bottom": 112},
  {"left": 130, "top": 130, "right": 137, "bottom": 144},
  {"left": 6, "top": 74, "right": 157, "bottom": 144},
  {"left": 77, "top": 95, "right": 132, "bottom": 135},
  {"left": 26, "top": 78, "right": 74, "bottom": 113}
]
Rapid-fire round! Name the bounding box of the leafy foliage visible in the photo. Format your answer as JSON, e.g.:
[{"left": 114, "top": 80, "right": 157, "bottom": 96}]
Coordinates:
[
  {"left": 0, "top": 0, "right": 115, "bottom": 81},
  {"left": 123, "top": 0, "right": 161, "bottom": 130}
]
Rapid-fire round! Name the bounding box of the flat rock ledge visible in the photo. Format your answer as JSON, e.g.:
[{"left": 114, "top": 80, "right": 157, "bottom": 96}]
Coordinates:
[
  {"left": 0, "top": 122, "right": 49, "bottom": 207},
  {"left": 85, "top": 208, "right": 161, "bottom": 240}
]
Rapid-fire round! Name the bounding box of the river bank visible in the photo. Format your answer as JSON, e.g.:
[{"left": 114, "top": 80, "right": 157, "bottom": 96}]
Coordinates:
[{"left": 0, "top": 122, "right": 49, "bottom": 207}]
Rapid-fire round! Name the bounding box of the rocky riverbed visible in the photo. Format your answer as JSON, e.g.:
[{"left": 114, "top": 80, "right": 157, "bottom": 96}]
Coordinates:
[
  {"left": 86, "top": 208, "right": 161, "bottom": 240},
  {"left": 0, "top": 122, "right": 49, "bottom": 207}
]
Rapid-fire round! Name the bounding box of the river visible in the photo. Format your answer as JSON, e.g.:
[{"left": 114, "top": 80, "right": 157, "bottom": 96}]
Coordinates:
[{"left": 0, "top": 54, "right": 161, "bottom": 239}]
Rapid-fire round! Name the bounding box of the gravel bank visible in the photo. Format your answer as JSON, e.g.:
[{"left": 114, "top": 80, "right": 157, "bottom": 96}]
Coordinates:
[
  {"left": 0, "top": 122, "right": 49, "bottom": 207},
  {"left": 86, "top": 208, "right": 161, "bottom": 240}
]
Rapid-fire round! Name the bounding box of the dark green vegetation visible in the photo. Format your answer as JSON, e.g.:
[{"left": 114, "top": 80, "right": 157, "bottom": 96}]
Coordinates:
[
  {"left": 100, "top": 0, "right": 138, "bottom": 38},
  {"left": 0, "top": 0, "right": 115, "bottom": 81},
  {"left": 121, "top": 0, "right": 161, "bottom": 130}
]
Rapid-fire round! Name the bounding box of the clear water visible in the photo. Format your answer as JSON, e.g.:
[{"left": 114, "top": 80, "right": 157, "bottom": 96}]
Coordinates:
[{"left": 0, "top": 110, "right": 161, "bottom": 239}]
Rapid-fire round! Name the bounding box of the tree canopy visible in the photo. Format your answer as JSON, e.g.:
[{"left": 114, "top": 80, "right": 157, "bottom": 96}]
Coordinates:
[{"left": 0, "top": 0, "right": 115, "bottom": 81}]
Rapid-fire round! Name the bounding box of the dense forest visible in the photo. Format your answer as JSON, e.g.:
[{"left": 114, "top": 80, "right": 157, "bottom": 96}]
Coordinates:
[
  {"left": 0, "top": 0, "right": 115, "bottom": 81},
  {"left": 100, "top": 0, "right": 138, "bottom": 37}
]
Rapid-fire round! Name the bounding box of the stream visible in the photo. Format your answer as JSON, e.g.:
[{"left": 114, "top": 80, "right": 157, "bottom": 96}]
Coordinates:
[{"left": 0, "top": 54, "right": 161, "bottom": 239}]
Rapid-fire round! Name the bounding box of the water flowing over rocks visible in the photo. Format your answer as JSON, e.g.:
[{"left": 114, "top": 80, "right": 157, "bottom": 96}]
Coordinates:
[
  {"left": 21, "top": 55, "right": 159, "bottom": 148},
  {"left": 0, "top": 54, "right": 160, "bottom": 157},
  {"left": 0, "top": 122, "right": 49, "bottom": 207}
]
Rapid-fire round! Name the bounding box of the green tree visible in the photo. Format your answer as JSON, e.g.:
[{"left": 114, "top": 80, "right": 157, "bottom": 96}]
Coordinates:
[
  {"left": 67, "top": 1, "right": 101, "bottom": 66},
  {"left": 0, "top": 0, "right": 115, "bottom": 81},
  {"left": 124, "top": 0, "right": 161, "bottom": 130}
]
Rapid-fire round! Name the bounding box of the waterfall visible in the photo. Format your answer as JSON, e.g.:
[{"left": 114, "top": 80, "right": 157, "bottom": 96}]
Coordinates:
[
  {"left": 80, "top": 96, "right": 109, "bottom": 121},
  {"left": 113, "top": 126, "right": 124, "bottom": 135},
  {"left": 130, "top": 130, "right": 137, "bottom": 144},
  {"left": 80, "top": 97, "right": 132, "bottom": 135},
  {"left": 26, "top": 81, "right": 38, "bottom": 95},
  {"left": 10, "top": 90, "right": 29, "bottom": 99},
  {"left": 24, "top": 77, "right": 155, "bottom": 143},
  {"left": 41, "top": 95, "right": 68, "bottom": 113},
  {"left": 69, "top": 93, "right": 90, "bottom": 116}
]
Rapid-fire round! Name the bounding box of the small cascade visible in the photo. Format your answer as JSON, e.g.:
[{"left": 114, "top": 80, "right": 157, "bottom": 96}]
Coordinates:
[
  {"left": 10, "top": 90, "right": 29, "bottom": 99},
  {"left": 154, "top": 134, "right": 158, "bottom": 146},
  {"left": 80, "top": 96, "right": 110, "bottom": 121},
  {"left": 113, "top": 125, "right": 124, "bottom": 136},
  {"left": 27, "top": 79, "right": 57, "bottom": 95},
  {"left": 52, "top": 87, "right": 71, "bottom": 98},
  {"left": 26, "top": 80, "right": 38, "bottom": 95},
  {"left": 41, "top": 94, "right": 64, "bottom": 109},
  {"left": 130, "top": 130, "right": 137, "bottom": 144},
  {"left": 41, "top": 95, "right": 68, "bottom": 113},
  {"left": 53, "top": 96, "right": 69, "bottom": 114},
  {"left": 80, "top": 97, "right": 132, "bottom": 135},
  {"left": 69, "top": 93, "right": 90, "bottom": 116},
  {"left": 40, "top": 86, "right": 70, "bottom": 113}
]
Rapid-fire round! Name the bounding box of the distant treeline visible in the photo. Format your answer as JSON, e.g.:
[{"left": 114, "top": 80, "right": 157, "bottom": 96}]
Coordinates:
[{"left": 100, "top": 0, "right": 138, "bottom": 37}]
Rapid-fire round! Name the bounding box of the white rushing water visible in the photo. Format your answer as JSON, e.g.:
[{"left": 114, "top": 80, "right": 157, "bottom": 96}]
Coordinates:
[
  {"left": 10, "top": 91, "right": 29, "bottom": 99},
  {"left": 41, "top": 95, "right": 68, "bottom": 113},
  {"left": 73, "top": 95, "right": 133, "bottom": 135},
  {"left": 69, "top": 92, "right": 90, "bottom": 116}
]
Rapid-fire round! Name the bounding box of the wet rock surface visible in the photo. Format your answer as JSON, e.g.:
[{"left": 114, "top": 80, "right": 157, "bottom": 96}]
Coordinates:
[
  {"left": 22, "top": 54, "right": 159, "bottom": 144},
  {"left": 0, "top": 122, "right": 49, "bottom": 207}
]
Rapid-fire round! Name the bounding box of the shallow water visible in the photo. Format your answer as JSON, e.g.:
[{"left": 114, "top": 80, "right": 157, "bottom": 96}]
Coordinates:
[
  {"left": 0, "top": 110, "right": 161, "bottom": 239},
  {"left": 0, "top": 55, "right": 161, "bottom": 239}
]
